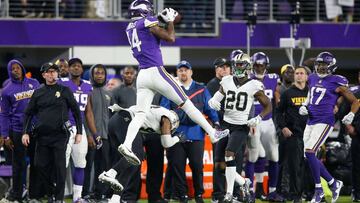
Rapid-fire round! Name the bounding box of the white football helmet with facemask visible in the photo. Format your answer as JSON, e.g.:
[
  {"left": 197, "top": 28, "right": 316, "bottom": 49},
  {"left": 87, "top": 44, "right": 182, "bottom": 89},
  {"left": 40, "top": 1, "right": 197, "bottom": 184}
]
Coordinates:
[{"left": 231, "top": 53, "right": 252, "bottom": 78}]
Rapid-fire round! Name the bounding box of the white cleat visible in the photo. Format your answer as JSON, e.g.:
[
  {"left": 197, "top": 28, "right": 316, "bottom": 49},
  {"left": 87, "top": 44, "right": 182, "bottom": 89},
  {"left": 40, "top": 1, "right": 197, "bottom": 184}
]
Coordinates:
[
  {"left": 98, "top": 172, "right": 124, "bottom": 192},
  {"left": 117, "top": 144, "right": 141, "bottom": 165},
  {"left": 210, "top": 129, "right": 229, "bottom": 143}
]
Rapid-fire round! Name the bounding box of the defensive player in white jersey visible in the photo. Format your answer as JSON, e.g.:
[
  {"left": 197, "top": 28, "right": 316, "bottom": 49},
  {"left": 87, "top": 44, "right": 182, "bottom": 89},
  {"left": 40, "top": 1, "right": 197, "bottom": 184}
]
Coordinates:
[
  {"left": 118, "top": 0, "right": 229, "bottom": 166},
  {"left": 98, "top": 105, "right": 185, "bottom": 203},
  {"left": 208, "top": 53, "right": 272, "bottom": 203},
  {"left": 245, "top": 52, "right": 284, "bottom": 202}
]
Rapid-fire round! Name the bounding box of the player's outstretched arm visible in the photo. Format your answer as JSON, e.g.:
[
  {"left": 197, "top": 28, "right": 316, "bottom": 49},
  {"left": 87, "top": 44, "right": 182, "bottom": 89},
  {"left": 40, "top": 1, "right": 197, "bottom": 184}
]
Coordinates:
[{"left": 150, "top": 22, "right": 175, "bottom": 43}]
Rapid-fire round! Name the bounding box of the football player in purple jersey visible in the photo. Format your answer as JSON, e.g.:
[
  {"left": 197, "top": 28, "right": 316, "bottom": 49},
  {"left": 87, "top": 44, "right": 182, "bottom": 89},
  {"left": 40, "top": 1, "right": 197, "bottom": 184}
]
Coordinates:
[
  {"left": 299, "top": 52, "right": 359, "bottom": 203},
  {"left": 58, "top": 58, "right": 98, "bottom": 203},
  {"left": 118, "top": 0, "right": 229, "bottom": 166},
  {"left": 245, "top": 52, "right": 284, "bottom": 202}
]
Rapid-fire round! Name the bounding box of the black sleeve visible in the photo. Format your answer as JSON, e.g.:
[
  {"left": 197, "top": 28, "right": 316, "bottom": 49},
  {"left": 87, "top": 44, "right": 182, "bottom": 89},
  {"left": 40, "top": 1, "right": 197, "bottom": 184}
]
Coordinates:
[
  {"left": 276, "top": 90, "right": 288, "bottom": 130},
  {"left": 336, "top": 99, "right": 350, "bottom": 121},
  {"left": 64, "top": 86, "right": 82, "bottom": 134},
  {"left": 206, "top": 80, "right": 217, "bottom": 96},
  {"left": 111, "top": 87, "right": 120, "bottom": 104},
  {"left": 354, "top": 117, "right": 360, "bottom": 135},
  {"left": 23, "top": 90, "right": 39, "bottom": 134}
]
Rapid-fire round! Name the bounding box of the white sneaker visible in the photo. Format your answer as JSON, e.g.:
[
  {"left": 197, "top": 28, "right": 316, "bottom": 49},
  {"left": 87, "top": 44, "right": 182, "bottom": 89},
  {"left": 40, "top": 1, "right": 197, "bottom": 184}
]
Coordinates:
[
  {"left": 210, "top": 129, "right": 229, "bottom": 143},
  {"left": 98, "top": 172, "right": 124, "bottom": 192},
  {"left": 118, "top": 144, "right": 141, "bottom": 165}
]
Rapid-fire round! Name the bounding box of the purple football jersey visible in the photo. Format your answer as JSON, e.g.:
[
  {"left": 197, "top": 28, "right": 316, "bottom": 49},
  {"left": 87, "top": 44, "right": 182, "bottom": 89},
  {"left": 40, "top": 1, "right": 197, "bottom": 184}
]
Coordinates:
[
  {"left": 59, "top": 78, "right": 93, "bottom": 126},
  {"left": 251, "top": 73, "right": 279, "bottom": 120},
  {"left": 307, "top": 74, "right": 348, "bottom": 126},
  {"left": 126, "top": 16, "right": 164, "bottom": 69}
]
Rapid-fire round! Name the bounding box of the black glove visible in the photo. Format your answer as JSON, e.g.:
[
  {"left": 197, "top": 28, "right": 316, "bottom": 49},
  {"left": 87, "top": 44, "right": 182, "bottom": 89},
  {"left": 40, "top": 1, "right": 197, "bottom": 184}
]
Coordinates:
[{"left": 175, "top": 132, "right": 187, "bottom": 143}]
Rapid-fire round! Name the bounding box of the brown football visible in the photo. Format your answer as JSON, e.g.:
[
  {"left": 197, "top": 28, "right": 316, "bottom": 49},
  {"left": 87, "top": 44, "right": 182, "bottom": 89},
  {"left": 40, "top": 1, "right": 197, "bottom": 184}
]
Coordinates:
[
  {"left": 157, "top": 13, "right": 182, "bottom": 24},
  {"left": 173, "top": 13, "right": 182, "bottom": 24}
]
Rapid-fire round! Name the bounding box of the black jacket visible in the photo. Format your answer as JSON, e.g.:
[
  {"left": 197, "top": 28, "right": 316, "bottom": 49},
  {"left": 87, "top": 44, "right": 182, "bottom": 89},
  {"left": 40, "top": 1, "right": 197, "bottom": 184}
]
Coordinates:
[
  {"left": 23, "top": 83, "right": 82, "bottom": 144},
  {"left": 276, "top": 84, "right": 309, "bottom": 136}
]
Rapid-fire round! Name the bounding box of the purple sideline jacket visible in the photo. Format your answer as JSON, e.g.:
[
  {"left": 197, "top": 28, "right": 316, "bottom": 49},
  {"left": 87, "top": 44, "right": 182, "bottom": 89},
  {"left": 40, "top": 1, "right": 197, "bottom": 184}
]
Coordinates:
[{"left": 0, "top": 60, "right": 40, "bottom": 137}]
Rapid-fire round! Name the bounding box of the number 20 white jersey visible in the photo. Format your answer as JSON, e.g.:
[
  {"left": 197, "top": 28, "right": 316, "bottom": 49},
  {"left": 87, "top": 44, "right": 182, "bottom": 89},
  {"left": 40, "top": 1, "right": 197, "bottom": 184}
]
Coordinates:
[{"left": 220, "top": 75, "right": 264, "bottom": 125}]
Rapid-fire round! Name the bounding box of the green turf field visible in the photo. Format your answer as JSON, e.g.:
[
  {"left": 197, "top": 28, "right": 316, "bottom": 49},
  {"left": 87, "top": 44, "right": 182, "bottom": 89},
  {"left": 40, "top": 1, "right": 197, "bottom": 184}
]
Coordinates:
[{"left": 64, "top": 196, "right": 352, "bottom": 202}]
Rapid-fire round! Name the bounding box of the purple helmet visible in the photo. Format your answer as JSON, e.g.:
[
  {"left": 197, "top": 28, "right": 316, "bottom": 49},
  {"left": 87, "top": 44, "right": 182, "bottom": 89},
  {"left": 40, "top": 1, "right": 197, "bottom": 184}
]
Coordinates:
[
  {"left": 251, "top": 52, "right": 269, "bottom": 78},
  {"left": 251, "top": 52, "right": 269, "bottom": 66},
  {"left": 230, "top": 49, "right": 244, "bottom": 60},
  {"left": 129, "top": 0, "right": 154, "bottom": 20},
  {"left": 315, "top": 52, "right": 337, "bottom": 77}
]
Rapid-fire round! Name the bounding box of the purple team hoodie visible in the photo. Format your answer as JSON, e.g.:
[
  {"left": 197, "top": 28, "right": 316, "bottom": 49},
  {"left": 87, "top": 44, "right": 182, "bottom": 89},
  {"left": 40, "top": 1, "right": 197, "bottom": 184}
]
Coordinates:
[{"left": 0, "top": 60, "right": 40, "bottom": 137}]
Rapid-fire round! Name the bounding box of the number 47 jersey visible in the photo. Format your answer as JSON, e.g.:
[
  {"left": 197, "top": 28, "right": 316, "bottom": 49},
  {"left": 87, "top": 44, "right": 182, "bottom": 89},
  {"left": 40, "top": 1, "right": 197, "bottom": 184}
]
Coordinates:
[{"left": 220, "top": 75, "right": 264, "bottom": 125}]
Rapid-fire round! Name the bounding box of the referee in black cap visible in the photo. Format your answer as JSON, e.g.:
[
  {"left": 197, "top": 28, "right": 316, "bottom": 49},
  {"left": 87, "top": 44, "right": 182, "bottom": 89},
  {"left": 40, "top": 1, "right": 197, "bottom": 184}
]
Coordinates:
[
  {"left": 22, "top": 63, "right": 82, "bottom": 203},
  {"left": 206, "top": 58, "right": 232, "bottom": 202}
]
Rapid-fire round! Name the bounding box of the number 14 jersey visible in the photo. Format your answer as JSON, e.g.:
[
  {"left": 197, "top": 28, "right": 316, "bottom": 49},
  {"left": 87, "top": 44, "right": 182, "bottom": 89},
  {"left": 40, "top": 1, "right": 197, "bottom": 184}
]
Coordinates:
[{"left": 220, "top": 75, "right": 264, "bottom": 125}]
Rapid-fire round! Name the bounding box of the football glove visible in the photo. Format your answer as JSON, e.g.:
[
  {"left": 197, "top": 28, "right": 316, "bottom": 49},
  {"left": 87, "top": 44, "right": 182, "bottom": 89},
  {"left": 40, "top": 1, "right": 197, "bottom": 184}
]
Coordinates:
[
  {"left": 174, "top": 132, "right": 187, "bottom": 143},
  {"left": 108, "top": 104, "right": 124, "bottom": 112},
  {"left": 342, "top": 112, "right": 355, "bottom": 125},
  {"left": 247, "top": 115, "right": 262, "bottom": 127},
  {"left": 208, "top": 97, "right": 221, "bottom": 111},
  {"left": 299, "top": 105, "right": 308, "bottom": 116},
  {"left": 159, "top": 8, "right": 178, "bottom": 23}
]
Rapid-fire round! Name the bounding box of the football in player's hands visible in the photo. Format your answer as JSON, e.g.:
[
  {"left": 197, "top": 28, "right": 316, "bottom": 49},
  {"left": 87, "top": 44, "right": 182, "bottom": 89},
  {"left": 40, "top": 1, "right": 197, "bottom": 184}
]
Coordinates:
[{"left": 158, "top": 8, "right": 182, "bottom": 24}]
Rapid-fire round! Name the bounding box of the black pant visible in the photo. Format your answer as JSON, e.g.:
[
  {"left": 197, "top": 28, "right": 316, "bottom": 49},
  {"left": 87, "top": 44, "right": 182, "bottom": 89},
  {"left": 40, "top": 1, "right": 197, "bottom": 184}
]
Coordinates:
[
  {"left": 352, "top": 135, "right": 360, "bottom": 196},
  {"left": 28, "top": 136, "right": 45, "bottom": 199},
  {"left": 213, "top": 123, "right": 247, "bottom": 199},
  {"left": 166, "top": 140, "right": 205, "bottom": 197},
  {"left": 143, "top": 134, "right": 165, "bottom": 201},
  {"left": 35, "top": 138, "right": 67, "bottom": 201},
  {"left": 277, "top": 134, "right": 290, "bottom": 196},
  {"left": 108, "top": 111, "right": 145, "bottom": 201},
  {"left": 9, "top": 131, "right": 26, "bottom": 200},
  {"left": 285, "top": 135, "right": 304, "bottom": 199},
  {"left": 83, "top": 139, "right": 111, "bottom": 198},
  {"left": 212, "top": 142, "right": 226, "bottom": 200}
]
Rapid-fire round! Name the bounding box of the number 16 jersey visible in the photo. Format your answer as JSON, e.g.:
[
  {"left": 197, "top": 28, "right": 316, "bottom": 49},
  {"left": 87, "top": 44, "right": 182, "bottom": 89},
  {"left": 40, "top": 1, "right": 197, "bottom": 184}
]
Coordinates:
[{"left": 220, "top": 75, "right": 264, "bottom": 125}]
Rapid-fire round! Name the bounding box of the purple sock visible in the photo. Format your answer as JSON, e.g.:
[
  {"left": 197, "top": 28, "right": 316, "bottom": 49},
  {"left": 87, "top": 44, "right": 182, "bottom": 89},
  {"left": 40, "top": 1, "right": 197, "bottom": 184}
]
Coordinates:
[
  {"left": 268, "top": 161, "right": 279, "bottom": 188},
  {"left": 245, "top": 161, "right": 255, "bottom": 188},
  {"left": 319, "top": 161, "right": 333, "bottom": 182},
  {"left": 73, "top": 167, "right": 84, "bottom": 186},
  {"left": 305, "top": 152, "right": 321, "bottom": 185},
  {"left": 254, "top": 157, "right": 266, "bottom": 173}
]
